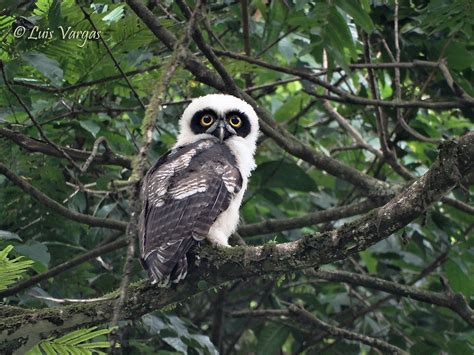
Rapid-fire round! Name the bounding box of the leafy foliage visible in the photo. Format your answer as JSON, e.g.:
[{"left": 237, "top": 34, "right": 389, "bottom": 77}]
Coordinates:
[
  {"left": 0, "top": 245, "right": 34, "bottom": 290},
  {"left": 26, "top": 326, "right": 118, "bottom": 355},
  {"left": 142, "top": 313, "right": 218, "bottom": 355}
]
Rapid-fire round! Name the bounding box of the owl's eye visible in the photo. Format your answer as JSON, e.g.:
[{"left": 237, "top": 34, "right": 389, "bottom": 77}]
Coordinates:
[
  {"left": 228, "top": 115, "right": 242, "bottom": 128},
  {"left": 200, "top": 114, "right": 214, "bottom": 127}
]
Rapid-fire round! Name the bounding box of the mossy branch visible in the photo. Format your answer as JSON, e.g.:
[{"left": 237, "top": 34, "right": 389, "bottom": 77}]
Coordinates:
[{"left": 1, "top": 132, "right": 472, "bottom": 353}]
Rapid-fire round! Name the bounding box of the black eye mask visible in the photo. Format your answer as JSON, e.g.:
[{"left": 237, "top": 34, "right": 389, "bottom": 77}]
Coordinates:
[
  {"left": 225, "top": 110, "right": 251, "bottom": 138},
  {"left": 190, "top": 109, "right": 251, "bottom": 139}
]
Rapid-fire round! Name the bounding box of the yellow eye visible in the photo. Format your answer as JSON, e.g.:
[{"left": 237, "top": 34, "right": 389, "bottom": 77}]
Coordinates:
[
  {"left": 228, "top": 115, "right": 242, "bottom": 128},
  {"left": 200, "top": 114, "right": 214, "bottom": 127}
]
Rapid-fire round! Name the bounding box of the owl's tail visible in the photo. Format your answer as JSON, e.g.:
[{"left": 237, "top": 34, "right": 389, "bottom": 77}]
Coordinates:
[{"left": 143, "top": 239, "right": 195, "bottom": 287}]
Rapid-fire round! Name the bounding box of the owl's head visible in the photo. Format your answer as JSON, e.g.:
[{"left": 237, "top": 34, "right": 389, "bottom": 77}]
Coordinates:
[{"left": 175, "top": 94, "right": 260, "bottom": 149}]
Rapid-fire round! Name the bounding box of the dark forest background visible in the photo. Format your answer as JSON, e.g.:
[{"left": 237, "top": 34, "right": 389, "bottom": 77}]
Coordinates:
[{"left": 0, "top": 0, "right": 473, "bottom": 354}]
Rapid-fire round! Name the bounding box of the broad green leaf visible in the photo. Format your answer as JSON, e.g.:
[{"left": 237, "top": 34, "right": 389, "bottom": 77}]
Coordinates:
[
  {"left": 253, "top": 160, "right": 317, "bottom": 192},
  {"left": 360, "top": 251, "right": 378, "bottom": 273},
  {"left": 23, "top": 52, "right": 64, "bottom": 86},
  {"left": 15, "top": 240, "right": 50, "bottom": 268},
  {"left": 102, "top": 5, "right": 125, "bottom": 24},
  {"left": 0, "top": 230, "right": 22, "bottom": 241},
  {"left": 80, "top": 120, "right": 101, "bottom": 137},
  {"left": 257, "top": 323, "right": 290, "bottom": 355},
  {"left": 444, "top": 259, "right": 473, "bottom": 298},
  {"left": 335, "top": 0, "right": 375, "bottom": 32}
]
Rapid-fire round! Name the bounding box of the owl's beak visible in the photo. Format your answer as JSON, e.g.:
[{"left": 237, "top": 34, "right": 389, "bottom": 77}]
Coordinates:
[
  {"left": 217, "top": 121, "right": 225, "bottom": 142},
  {"left": 206, "top": 119, "right": 236, "bottom": 142}
]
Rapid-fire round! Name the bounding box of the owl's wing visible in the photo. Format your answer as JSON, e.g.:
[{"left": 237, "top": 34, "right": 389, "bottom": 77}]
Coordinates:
[{"left": 138, "top": 139, "right": 242, "bottom": 286}]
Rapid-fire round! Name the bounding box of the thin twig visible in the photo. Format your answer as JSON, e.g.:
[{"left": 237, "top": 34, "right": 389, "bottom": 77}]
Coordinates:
[
  {"left": 383, "top": 7, "right": 441, "bottom": 144},
  {"left": 0, "top": 127, "right": 132, "bottom": 168},
  {"left": 11, "top": 63, "right": 162, "bottom": 93},
  {"left": 310, "top": 268, "right": 474, "bottom": 326},
  {"left": 215, "top": 50, "right": 472, "bottom": 109},
  {"left": 0, "top": 62, "right": 83, "bottom": 170},
  {"left": 255, "top": 26, "right": 298, "bottom": 58},
  {"left": 30, "top": 293, "right": 114, "bottom": 304},
  {"left": 238, "top": 199, "right": 377, "bottom": 237},
  {"left": 322, "top": 100, "right": 383, "bottom": 158},
  {"left": 0, "top": 235, "right": 125, "bottom": 298},
  {"left": 80, "top": 137, "right": 108, "bottom": 173},
  {"left": 288, "top": 305, "right": 408, "bottom": 354},
  {"left": 303, "top": 251, "right": 450, "bottom": 350},
  {"left": 0, "top": 162, "right": 127, "bottom": 231},
  {"left": 442, "top": 197, "right": 474, "bottom": 215},
  {"left": 240, "top": 0, "right": 250, "bottom": 57},
  {"left": 76, "top": 1, "right": 146, "bottom": 110},
  {"left": 362, "top": 33, "right": 413, "bottom": 180}
]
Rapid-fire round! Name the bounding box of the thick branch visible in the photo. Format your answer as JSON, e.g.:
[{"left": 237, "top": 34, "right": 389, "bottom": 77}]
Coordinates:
[
  {"left": 0, "top": 162, "right": 127, "bottom": 231},
  {"left": 1, "top": 133, "right": 472, "bottom": 352}
]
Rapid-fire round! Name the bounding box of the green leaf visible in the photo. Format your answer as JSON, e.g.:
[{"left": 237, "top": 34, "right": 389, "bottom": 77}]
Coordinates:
[
  {"left": 102, "top": 5, "right": 125, "bottom": 24},
  {"left": 326, "top": 7, "right": 356, "bottom": 65},
  {"left": 27, "top": 326, "right": 118, "bottom": 354},
  {"left": 360, "top": 251, "right": 378, "bottom": 273},
  {"left": 0, "top": 245, "right": 34, "bottom": 290},
  {"left": 253, "top": 160, "right": 317, "bottom": 192},
  {"left": 444, "top": 259, "right": 473, "bottom": 298},
  {"left": 197, "top": 280, "right": 208, "bottom": 291},
  {"left": 444, "top": 43, "right": 473, "bottom": 70},
  {"left": 257, "top": 323, "right": 289, "bottom": 355},
  {"left": 23, "top": 52, "right": 64, "bottom": 86},
  {"left": 80, "top": 120, "right": 101, "bottom": 137},
  {"left": 163, "top": 337, "right": 187, "bottom": 354},
  {"left": 187, "top": 334, "right": 219, "bottom": 355},
  {"left": 335, "top": 0, "right": 375, "bottom": 32},
  {"left": 0, "top": 230, "right": 22, "bottom": 241},
  {"left": 142, "top": 314, "right": 167, "bottom": 333},
  {"left": 15, "top": 240, "right": 50, "bottom": 268},
  {"left": 274, "top": 95, "right": 304, "bottom": 121}
]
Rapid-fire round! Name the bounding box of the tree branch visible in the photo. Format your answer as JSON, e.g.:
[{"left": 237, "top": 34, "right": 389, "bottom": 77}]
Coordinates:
[
  {"left": 11, "top": 63, "right": 162, "bottom": 93},
  {"left": 1, "top": 62, "right": 83, "bottom": 170},
  {"left": 0, "top": 236, "right": 126, "bottom": 298},
  {"left": 231, "top": 306, "right": 407, "bottom": 354},
  {"left": 310, "top": 269, "right": 474, "bottom": 326},
  {"left": 1, "top": 132, "right": 472, "bottom": 352},
  {"left": 0, "top": 128, "right": 132, "bottom": 169},
  {"left": 238, "top": 199, "right": 378, "bottom": 237},
  {"left": 0, "top": 162, "right": 127, "bottom": 231},
  {"left": 287, "top": 305, "right": 407, "bottom": 354},
  {"left": 442, "top": 197, "right": 474, "bottom": 215},
  {"left": 322, "top": 100, "right": 383, "bottom": 158},
  {"left": 126, "top": 0, "right": 394, "bottom": 197},
  {"left": 216, "top": 50, "right": 472, "bottom": 109}
]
